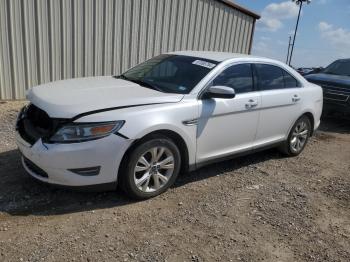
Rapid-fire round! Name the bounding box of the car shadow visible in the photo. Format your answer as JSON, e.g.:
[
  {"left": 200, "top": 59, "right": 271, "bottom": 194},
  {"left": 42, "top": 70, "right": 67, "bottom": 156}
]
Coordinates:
[
  {"left": 0, "top": 149, "right": 134, "bottom": 216},
  {"left": 175, "top": 148, "right": 282, "bottom": 188},
  {"left": 0, "top": 147, "right": 283, "bottom": 217},
  {"left": 1, "top": 116, "right": 348, "bottom": 217}
]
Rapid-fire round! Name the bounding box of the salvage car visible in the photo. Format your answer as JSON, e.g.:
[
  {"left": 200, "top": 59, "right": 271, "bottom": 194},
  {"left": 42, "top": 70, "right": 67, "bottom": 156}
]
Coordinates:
[
  {"left": 16, "top": 51, "right": 323, "bottom": 199},
  {"left": 305, "top": 58, "right": 350, "bottom": 114}
]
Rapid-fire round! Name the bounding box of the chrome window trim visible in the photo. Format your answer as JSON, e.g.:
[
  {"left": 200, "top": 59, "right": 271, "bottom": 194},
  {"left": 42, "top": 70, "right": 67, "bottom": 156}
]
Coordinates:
[{"left": 195, "top": 60, "right": 305, "bottom": 100}]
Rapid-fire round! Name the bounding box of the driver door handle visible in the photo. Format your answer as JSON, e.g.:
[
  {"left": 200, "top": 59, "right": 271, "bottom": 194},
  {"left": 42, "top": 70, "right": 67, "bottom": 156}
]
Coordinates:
[
  {"left": 245, "top": 99, "right": 258, "bottom": 109},
  {"left": 292, "top": 94, "right": 301, "bottom": 102}
]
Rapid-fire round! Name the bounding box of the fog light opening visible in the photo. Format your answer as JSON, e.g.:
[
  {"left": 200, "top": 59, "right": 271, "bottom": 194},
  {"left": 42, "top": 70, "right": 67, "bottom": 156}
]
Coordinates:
[{"left": 68, "top": 166, "right": 101, "bottom": 176}]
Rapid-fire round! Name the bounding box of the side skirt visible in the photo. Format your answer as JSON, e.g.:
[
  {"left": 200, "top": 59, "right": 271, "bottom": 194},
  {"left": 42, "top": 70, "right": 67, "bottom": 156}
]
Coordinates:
[{"left": 189, "top": 141, "right": 285, "bottom": 171}]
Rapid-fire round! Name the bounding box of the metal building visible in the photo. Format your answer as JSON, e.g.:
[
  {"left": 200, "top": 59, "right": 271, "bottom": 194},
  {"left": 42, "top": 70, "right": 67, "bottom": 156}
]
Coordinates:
[{"left": 0, "top": 0, "right": 259, "bottom": 100}]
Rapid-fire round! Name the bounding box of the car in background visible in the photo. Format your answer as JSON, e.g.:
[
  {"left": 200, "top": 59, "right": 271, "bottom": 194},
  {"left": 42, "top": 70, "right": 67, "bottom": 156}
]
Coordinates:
[
  {"left": 305, "top": 59, "right": 350, "bottom": 114},
  {"left": 310, "top": 67, "right": 324, "bottom": 74},
  {"left": 297, "top": 67, "right": 314, "bottom": 76},
  {"left": 16, "top": 51, "right": 323, "bottom": 199}
]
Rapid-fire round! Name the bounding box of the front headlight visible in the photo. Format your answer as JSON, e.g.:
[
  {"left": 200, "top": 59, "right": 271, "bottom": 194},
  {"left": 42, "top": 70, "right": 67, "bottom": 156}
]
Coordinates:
[{"left": 50, "top": 121, "right": 125, "bottom": 143}]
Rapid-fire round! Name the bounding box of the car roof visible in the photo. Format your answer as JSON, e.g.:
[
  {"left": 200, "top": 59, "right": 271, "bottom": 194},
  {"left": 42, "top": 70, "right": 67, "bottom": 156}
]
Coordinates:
[
  {"left": 168, "top": 50, "right": 262, "bottom": 62},
  {"left": 168, "top": 50, "right": 308, "bottom": 86},
  {"left": 336, "top": 58, "right": 350, "bottom": 62}
]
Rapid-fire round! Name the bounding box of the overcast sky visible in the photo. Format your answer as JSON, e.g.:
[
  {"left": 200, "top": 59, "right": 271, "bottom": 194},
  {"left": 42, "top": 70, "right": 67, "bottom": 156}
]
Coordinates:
[{"left": 234, "top": 0, "right": 350, "bottom": 68}]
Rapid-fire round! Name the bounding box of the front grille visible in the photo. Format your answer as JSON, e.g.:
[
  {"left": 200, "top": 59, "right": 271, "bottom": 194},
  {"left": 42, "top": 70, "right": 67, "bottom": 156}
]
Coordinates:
[
  {"left": 321, "top": 83, "right": 350, "bottom": 92},
  {"left": 323, "top": 91, "right": 349, "bottom": 102},
  {"left": 17, "top": 104, "right": 55, "bottom": 145},
  {"left": 321, "top": 85, "right": 350, "bottom": 102},
  {"left": 23, "top": 156, "right": 49, "bottom": 178},
  {"left": 308, "top": 80, "right": 350, "bottom": 103}
]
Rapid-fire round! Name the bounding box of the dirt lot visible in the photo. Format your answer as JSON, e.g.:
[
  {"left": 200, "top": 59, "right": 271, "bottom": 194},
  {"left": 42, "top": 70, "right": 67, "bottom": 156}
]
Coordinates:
[{"left": 0, "top": 101, "right": 349, "bottom": 262}]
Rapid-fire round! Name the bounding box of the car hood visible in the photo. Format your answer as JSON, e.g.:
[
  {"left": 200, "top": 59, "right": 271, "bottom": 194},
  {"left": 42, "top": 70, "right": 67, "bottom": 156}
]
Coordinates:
[
  {"left": 305, "top": 73, "right": 350, "bottom": 87},
  {"left": 27, "top": 76, "right": 184, "bottom": 118}
]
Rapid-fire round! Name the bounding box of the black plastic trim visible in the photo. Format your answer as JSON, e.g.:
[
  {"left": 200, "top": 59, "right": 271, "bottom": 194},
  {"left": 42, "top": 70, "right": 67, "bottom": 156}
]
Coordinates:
[{"left": 68, "top": 166, "right": 101, "bottom": 176}]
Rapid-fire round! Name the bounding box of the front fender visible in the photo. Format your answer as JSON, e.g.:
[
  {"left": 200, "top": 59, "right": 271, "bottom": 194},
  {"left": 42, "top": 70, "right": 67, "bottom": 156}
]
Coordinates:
[{"left": 75, "top": 101, "right": 199, "bottom": 166}]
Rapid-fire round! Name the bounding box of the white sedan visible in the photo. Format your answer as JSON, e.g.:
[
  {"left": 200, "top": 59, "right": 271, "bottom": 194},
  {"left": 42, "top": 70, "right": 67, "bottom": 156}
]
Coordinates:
[{"left": 16, "top": 51, "right": 323, "bottom": 199}]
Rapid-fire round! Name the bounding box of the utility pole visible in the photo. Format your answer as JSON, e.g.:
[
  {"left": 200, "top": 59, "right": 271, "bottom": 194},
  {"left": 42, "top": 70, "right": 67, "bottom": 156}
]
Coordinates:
[
  {"left": 286, "top": 35, "right": 292, "bottom": 64},
  {"left": 288, "top": 0, "right": 311, "bottom": 67}
]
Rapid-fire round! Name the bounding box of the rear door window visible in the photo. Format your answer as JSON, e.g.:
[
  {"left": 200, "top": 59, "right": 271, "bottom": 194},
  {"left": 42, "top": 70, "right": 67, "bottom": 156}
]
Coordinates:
[{"left": 255, "top": 64, "right": 301, "bottom": 90}]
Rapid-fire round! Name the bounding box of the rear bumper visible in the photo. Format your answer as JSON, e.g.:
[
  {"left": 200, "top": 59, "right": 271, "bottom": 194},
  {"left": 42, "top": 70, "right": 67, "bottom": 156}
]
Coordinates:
[{"left": 16, "top": 131, "right": 133, "bottom": 188}]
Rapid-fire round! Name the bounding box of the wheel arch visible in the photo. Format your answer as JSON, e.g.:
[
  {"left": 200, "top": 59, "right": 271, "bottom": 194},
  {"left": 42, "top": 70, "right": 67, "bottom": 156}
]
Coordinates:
[
  {"left": 118, "top": 129, "right": 190, "bottom": 181},
  {"left": 302, "top": 112, "right": 315, "bottom": 136},
  {"left": 286, "top": 111, "right": 316, "bottom": 140}
]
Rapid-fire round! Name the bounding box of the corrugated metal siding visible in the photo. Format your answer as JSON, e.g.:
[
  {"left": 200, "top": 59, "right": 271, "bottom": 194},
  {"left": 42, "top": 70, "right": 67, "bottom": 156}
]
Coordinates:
[{"left": 0, "top": 0, "right": 256, "bottom": 100}]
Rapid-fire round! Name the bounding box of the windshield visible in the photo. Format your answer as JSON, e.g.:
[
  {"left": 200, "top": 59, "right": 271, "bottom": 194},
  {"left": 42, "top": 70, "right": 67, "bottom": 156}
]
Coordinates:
[
  {"left": 323, "top": 60, "right": 350, "bottom": 76},
  {"left": 118, "top": 54, "right": 218, "bottom": 94}
]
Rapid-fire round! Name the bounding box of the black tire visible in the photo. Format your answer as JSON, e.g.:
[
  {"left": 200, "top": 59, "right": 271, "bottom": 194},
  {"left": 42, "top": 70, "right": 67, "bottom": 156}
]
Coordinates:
[
  {"left": 280, "top": 115, "right": 311, "bottom": 156},
  {"left": 119, "top": 136, "right": 181, "bottom": 200}
]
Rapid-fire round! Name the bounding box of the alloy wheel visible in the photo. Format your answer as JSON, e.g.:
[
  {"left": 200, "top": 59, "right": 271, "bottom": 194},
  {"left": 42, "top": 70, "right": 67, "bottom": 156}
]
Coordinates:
[
  {"left": 290, "top": 120, "right": 309, "bottom": 153},
  {"left": 133, "top": 146, "right": 175, "bottom": 193}
]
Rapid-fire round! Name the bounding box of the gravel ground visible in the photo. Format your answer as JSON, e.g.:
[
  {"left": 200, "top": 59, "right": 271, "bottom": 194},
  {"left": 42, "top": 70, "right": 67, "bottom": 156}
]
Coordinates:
[{"left": 0, "top": 101, "right": 349, "bottom": 262}]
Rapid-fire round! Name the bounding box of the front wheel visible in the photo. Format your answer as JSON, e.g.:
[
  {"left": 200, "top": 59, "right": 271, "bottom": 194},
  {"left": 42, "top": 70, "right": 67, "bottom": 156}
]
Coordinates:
[
  {"left": 280, "top": 115, "right": 311, "bottom": 156},
  {"left": 119, "top": 136, "right": 181, "bottom": 199}
]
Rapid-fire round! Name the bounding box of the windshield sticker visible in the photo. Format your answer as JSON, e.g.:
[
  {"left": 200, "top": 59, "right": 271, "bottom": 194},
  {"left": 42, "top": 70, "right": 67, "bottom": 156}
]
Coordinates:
[
  {"left": 178, "top": 86, "right": 187, "bottom": 91},
  {"left": 192, "top": 60, "right": 216, "bottom": 69}
]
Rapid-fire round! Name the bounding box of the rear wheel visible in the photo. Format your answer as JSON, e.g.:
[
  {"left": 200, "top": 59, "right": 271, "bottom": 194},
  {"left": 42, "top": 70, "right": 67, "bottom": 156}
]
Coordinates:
[
  {"left": 280, "top": 115, "right": 311, "bottom": 156},
  {"left": 120, "top": 136, "right": 181, "bottom": 199}
]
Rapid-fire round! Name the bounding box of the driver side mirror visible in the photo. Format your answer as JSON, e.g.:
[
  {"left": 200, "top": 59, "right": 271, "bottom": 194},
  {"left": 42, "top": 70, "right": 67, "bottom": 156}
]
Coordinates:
[{"left": 203, "top": 86, "right": 236, "bottom": 99}]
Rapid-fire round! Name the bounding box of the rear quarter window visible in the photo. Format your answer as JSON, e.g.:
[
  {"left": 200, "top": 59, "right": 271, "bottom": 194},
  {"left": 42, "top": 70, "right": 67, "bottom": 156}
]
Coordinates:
[{"left": 282, "top": 70, "right": 301, "bottom": 88}]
